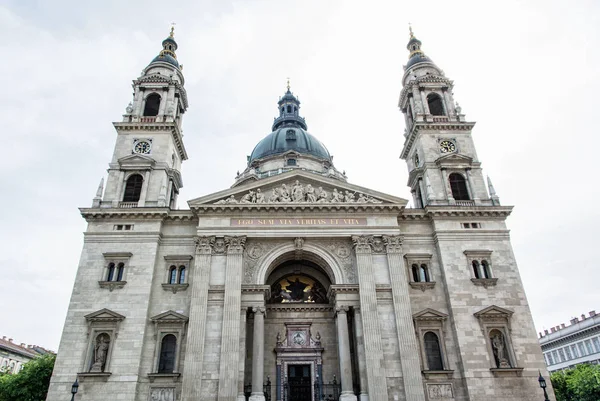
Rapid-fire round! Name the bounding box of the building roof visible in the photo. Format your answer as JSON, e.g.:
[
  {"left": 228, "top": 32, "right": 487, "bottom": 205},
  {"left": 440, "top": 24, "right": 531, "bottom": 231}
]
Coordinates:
[
  {"left": 249, "top": 127, "right": 331, "bottom": 164},
  {"left": 0, "top": 337, "right": 40, "bottom": 359}
]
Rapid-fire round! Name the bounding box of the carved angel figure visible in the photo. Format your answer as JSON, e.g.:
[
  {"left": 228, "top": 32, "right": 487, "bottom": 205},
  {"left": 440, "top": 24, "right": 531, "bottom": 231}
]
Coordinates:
[
  {"left": 331, "top": 189, "right": 343, "bottom": 203},
  {"left": 316, "top": 187, "right": 328, "bottom": 203},
  {"left": 305, "top": 184, "right": 316, "bottom": 202}
]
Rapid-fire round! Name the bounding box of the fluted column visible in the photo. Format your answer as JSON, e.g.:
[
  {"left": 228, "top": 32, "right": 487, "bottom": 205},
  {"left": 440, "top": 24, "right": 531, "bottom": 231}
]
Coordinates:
[
  {"left": 353, "top": 307, "right": 369, "bottom": 401},
  {"left": 237, "top": 308, "right": 248, "bottom": 401},
  {"left": 351, "top": 236, "right": 388, "bottom": 401},
  {"left": 250, "top": 307, "right": 266, "bottom": 401},
  {"left": 382, "top": 235, "right": 426, "bottom": 401},
  {"left": 336, "top": 306, "right": 357, "bottom": 401},
  {"left": 218, "top": 236, "right": 246, "bottom": 401},
  {"left": 181, "top": 236, "right": 215, "bottom": 400}
]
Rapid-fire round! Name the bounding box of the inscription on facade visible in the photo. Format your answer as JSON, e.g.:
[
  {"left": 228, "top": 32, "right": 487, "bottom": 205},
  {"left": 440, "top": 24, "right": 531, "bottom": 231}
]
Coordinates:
[{"left": 231, "top": 218, "right": 367, "bottom": 226}]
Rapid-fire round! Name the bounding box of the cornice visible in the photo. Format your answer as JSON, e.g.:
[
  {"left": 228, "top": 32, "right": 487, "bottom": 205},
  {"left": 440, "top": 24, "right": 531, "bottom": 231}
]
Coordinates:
[
  {"left": 191, "top": 203, "right": 404, "bottom": 215},
  {"left": 399, "top": 76, "right": 454, "bottom": 106},
  {"left": 424, "top": 205, "right": 513, "bottom": 218},
  {"left": 79, "top": 207, "right": 196, "bottom": 222},
  {"left": 112, "top": 121, "right": 188, "bottom": 161},
  {"left": 400, "top": 121, "right": 476, "bottom": 160}
]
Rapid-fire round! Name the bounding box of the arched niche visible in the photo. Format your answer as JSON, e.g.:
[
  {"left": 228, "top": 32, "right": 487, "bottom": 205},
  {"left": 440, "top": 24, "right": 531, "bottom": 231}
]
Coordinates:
[{"left": 255, "top": 243, "right": 345, "bottom": 286}]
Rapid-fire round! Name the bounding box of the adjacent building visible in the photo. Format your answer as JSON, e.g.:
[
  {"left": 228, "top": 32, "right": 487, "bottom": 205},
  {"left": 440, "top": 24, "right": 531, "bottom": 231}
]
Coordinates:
[
  {"left": 0, "top": 336, "right": 53, "bottom": 374},
  {"left": 46, "top": 28, "right": 553, "bottom": 401},
  {"left": 539, "top": 311, "right": 600, "bottom": 372}
]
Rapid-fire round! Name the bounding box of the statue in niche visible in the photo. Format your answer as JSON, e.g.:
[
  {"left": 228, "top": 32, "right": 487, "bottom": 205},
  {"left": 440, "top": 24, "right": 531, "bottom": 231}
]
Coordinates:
[
  {"left": 90, "top": 333, "right": 110, "bottom": 372},
  {"left": 491, "top": 331, "right": 511, "bottom": 368},
  {"left": 286, "top": 278, "right": 308, "bottom": 300}
]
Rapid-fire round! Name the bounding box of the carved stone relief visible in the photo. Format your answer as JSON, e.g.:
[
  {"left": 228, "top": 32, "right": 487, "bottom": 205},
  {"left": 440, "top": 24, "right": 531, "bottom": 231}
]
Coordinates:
[
  {"left": 212, "top": 237, "right": 226, "bottom": 255},
  {"left": 427, "top": 384, "right": 454, "bottom": 399},
  {"left": 149, "top": 387, "right": 175, "bottom": 401},
  {"left": 243, "top": 240, "right": 281, "bottom": 284},
  {"left": 214, "top": 180, "right": 382, "bottom": 204}
]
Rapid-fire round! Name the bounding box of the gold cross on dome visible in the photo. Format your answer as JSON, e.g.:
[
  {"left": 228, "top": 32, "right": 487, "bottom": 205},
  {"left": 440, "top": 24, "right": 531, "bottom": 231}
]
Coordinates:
[
  {"left": 286, "top": 77, "right": 291, "bottom": 91},
  {"left": 170, "top": 22, "right": 176, "bottom": 37}
]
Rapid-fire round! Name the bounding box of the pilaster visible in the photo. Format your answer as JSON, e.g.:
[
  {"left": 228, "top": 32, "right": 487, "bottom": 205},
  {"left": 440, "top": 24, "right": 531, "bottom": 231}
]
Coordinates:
[
  {"left": 218, "top": 236, "right": 247, "bottom": 401},
  {"left": 382, "top": 235, "right": 426, "bottom": 401},
  {"left": 351, "top": 236, "right": 388, "bottom": 401},
  {"left": 335, "top": 306, "right": 357, "bottom": 401},
  {"left": 181, "top": 236, "right": 215, "bottom": 400},
  {"left": 353, "top": 307, "right": 369, "bottom": 401}
]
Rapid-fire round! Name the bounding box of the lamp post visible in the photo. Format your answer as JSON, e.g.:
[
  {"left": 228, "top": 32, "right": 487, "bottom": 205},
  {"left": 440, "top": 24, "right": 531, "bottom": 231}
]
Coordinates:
[
  {"left": 70, "top": 378, "right": 79, "bottom": 401},
  {"left": 538, "top": 371, "right": 550, "bottom": 401}
]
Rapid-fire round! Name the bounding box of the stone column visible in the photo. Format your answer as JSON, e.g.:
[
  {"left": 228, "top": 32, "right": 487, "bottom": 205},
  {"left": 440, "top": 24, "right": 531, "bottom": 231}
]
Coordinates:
[
  {"left": 218, "top": 236, "right": 246, "bottom": 401},
  {"left": 112, "top": 170, "right": 125, "bottom": 207},
  {"left": 465, "top": 169, "right": 480, "bottom": 204},
  {"left": 382, "top": 235, "right": 426, "bottom": 401},
  {"left": 353, "top": 307, "right": 369, "bottom": 401},
  {"left": 443, "top": 89, "right": 455, "bottom": 116},
  {"left": 419, "top": 88, "right": 430, "bottom": 115},
  {"left": 440, "top": 168, "right": 453, "bottom": 203},
  {"left": 181, "top": 236, "right": 215, "bottom": 400},
  {"left": 138, "top": 170, "right": 150, "bottom": 206},
  {"left": 237, "top": 308, "right": 248, "bottom": 401},
  {"left": 250, "top": 307, "right": 266, "bottom": 401},
  {"left": 336, "top": 306, "right": 357, "bottom": 401},
  {"left": 351, "top": 236, "right": 388, "bottom": 401}
]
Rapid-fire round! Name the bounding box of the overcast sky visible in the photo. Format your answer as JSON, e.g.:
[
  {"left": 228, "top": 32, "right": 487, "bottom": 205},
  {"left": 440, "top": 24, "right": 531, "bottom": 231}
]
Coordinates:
[{"left": 0, "top": 0, "right": 598, "bottom": 350}]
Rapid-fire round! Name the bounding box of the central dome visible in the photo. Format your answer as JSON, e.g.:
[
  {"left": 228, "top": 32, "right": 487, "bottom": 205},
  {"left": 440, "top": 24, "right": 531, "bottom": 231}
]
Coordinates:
[{"left": 249, "top": 127, "right": 331, "bottom": 163}]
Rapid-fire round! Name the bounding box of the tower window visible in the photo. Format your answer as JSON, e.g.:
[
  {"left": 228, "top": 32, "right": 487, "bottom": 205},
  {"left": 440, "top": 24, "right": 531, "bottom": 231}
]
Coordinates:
[
  {"left": 143, "top": 93, "right": 161, "bottom": 116},
  {"left": 287, "top": 105, "right": 292, "bottom": 113},
  {"left": 411, "top": 263, "right": 431, "bottom": 283},
  {"left": 427, "top": 93, "right": 445, "bottom": 116},
  {"left": 123, "top": 174, "right": 143, "bottom": 202},
  {"left": 158, "top": 334, "right": 177, "bottom": 373},
  {"left": 449, "top": 173, "right": 470, "bottom": 200},
  {"left": 287, "top": 159, "right": 297, "bottom": 166}
]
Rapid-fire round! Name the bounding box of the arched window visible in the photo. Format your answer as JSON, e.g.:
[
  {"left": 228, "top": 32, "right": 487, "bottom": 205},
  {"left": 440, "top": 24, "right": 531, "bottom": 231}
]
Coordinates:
[
  {"left": 281, "top": 107, "right": 284, "bottom": 114},
  {"left": 169, "top": 266, "right": 177, "bottom": 284},
  {"left": 158, "top": 334, "right": 177, "bottom": 373},
  {"left": 143, "top": 93, "right": 161, "bottom": 116},
  {"left": 472, "top": 260, "right": 481, "bottom": 279},
  {"left": 123, "top": 174, "right": 143, "bottom": 202},
  {"left": 420, "top": 264, "right": 430, "bottom": 282},
  {"left": 481, "top": 260, "right": 491, "bottom": 279},
  {"left": 287, "top": 105, "right": 292, "bottom": 113},
  {"left": 449, "top": 173, "right": 470, "bottom": 201},
  {"left": 116, "top": 263, "right": 125, "bottom": 281},
  {"left": 412, "top": 264, "right": 420, "bottom": 282},
  {"left": 107, "top": 263, "right": 115, "bottom": 281},
  {"left": 427, "top": 93, "right": 445, "bottom": 116},
  {"left": 178, "top": 266, "right": 186, "bottom": 284},
  {"left": 424, "top": 332, "right": 444, "bottom": 370}
]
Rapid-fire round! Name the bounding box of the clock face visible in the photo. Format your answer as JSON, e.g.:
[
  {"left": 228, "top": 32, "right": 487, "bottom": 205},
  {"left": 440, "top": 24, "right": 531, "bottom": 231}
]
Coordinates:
[
  {"left": 439, "top": 140, "right": 456, "bottom": 153},
  {"left": 133, "top": 140, "right": 151, "bottom": 154}
]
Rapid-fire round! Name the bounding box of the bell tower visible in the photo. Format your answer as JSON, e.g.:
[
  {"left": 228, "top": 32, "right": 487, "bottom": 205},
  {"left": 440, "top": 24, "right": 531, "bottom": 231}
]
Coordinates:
[
  {"left": 95, "top": 27, "right": 189, "bottom": 209},
  {"left": 399, "top": 27, "right": 499, "bottom": 208}
]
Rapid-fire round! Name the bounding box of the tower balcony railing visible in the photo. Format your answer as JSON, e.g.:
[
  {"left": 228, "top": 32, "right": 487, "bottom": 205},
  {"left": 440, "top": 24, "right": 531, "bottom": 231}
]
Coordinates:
[
  {"left": 455, "top": 200, "right": 475, "bottom": 206},
  {"left": 431, "top": 115, "right": 450, "bottom": 123},
  {"left": 118, "top": 202, "right": 139, "bottom": 208},
  {"left": 139, "top": 116, "right": 157, "bottom": 123}
]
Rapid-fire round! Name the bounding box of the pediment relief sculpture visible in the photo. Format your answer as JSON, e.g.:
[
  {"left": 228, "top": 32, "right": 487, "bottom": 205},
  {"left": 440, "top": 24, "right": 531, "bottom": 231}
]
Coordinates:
[{"left": 214, "top": 180, "right": 382, "bottom": 205}]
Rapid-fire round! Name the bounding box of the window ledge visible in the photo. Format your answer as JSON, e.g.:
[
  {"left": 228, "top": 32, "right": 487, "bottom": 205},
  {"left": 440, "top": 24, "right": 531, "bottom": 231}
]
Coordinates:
[
  {"left": 422, "top": 370, "right": 454, "bottom": 379},
  {"left": 409, "top": 281, "right": 436, "bottom": 291},
  {"left": 147, "top": 372, "right": 181, "bottom": 383},
  {"left": 162, "top": 283, "right": 189, "bottom": 294},
  {"left": 98, "top": 281, "right": 127, "bottom": 291},
  {"left": 490, "top": 367, "right": 523, "bottom": 377},
  {"left": 471, "top": 278, "right": 498, "bottom": 288},
  {"left": 77, "top": 372, "right": 111, "bottom": 381}
]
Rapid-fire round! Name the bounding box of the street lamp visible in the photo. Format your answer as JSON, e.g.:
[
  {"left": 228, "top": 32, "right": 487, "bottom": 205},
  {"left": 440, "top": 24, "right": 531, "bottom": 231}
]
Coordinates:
[
  {"left": 538, "top": 371, "right": 550, "bottom": 401},
  {"left": 70, "top": 378, "right": 79, "bottom": 401}
]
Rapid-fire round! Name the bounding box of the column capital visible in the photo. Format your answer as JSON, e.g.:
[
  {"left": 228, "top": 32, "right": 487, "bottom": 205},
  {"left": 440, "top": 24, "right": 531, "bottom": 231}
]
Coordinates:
[
  {"left": 252, "top": 306, "right": 266, "bottom": 315},
  {"left": 335, "top": 305, "right": 350, "bottom": 315},
  {"left": 225, "top": 236, "right": 247, "bottom": 254},
  {"left": 352, "top": 235, "right": 373, "bottom": 254},
  {"left": 382, "top": 235, "right": 403, "bottom": 254},
  {"left": 195, "top": 236, "right": 216, "bottom": 255}
]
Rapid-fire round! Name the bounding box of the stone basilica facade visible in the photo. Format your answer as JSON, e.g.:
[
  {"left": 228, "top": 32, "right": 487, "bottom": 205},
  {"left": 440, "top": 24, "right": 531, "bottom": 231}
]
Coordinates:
[{"left": 46, "top": 28, "right": 553, "bottom": 401}]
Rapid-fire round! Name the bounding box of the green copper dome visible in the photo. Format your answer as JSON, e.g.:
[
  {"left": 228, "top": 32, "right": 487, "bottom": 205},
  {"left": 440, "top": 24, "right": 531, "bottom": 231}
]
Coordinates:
[{"left": 249, "top": 127, "right": 331, "bottom": 163}]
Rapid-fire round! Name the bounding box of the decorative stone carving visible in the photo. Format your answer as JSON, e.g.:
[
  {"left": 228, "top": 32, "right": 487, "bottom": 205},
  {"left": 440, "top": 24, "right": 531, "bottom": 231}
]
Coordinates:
[
  {"left": 225, "top": 236, "right": 246, "bottom": 254},
  {"left": 427, "top": 383, "right": 453, "bottom": 399},
  {"left": 125, "top": 102, "right": 133, "bottom": 114},
  {"left": 213, "top": 237, "right": 226, "bottom": 254},
  {"left": 90, "top": 333, "right": 110, "bottom": 372},
  {"left": 247, "top": 244, "right": 263, "bottom": 259},
  {"left": 149, "top": 387, "right": 175, "bottom": 401},
  {"left": 491, "top": 332, "right": 511, "bottom": 368},
  {"left": 195, "top": 236, "right": 215, "bottom": 255},
  {"left": 369, "top": 236, "right": 386, "bottom": 254},
  {"left": 352, "top": 235, "right": 372, "bottom": 254},
  {"left": 243, "top": 241, "right": 279, "bottom": 284},
  {"left": 214, "top": 181, "right": 382, "bottom": 204},
  {"left": 294, "top": 237, "right": 304, "bottom": 260},
  {"left": 382, "top": 235, "right": 403, "bottom": 254}
]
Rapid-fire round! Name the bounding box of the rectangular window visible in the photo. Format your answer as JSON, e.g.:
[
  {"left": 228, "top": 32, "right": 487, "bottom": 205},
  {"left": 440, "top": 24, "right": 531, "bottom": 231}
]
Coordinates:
[
  {"left": 571, "top": 345, "right": 579, "bottom": 358},
  {"left": 578, "top": 342, "right": 587, "bottom": 356},
  {"left": 564, "top": 346, "right": 572, "bottom": 360},
  {"left": 592, "top": 337, "right": 600, "bottom": 353},
  {"left": 552, "top": 350, "right": 560, "bottom": 363},
  {"left": 558, "top": 348, "right": 566, "bottom": 362},
  {"left": 585, "top": 340, "right": 594, "bottom": 354},
  {"left": 547, "top": 352, "right": 554, "bottom": 365}
]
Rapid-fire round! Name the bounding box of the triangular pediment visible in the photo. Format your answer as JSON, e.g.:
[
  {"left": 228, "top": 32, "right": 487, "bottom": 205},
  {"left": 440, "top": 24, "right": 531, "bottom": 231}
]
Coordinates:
[
  {"left": 413, "top": 308, "right": 448, "bottom": 321},
  {"left": 188, "top": 170, "right": 407, "bottom": 209},
  {"left": 118, "top": 154, "right": 156, "bottom": 169},
  {"left": 85, "top": 308, "right": 125, "bottom": 322},
  {"left": 435, "top": 153, "right": 473, "bottom": 167},
  {"left": 150, "top": 310, "right": 189, "bottom": 323},
  {"left": 474, "top": 305, "right": 514, "bottom": 319}
]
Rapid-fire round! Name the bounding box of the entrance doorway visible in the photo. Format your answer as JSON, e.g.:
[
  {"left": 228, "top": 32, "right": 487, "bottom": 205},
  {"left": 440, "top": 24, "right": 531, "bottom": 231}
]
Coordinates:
[{"left": 287, "top": 364, "right": 311, "bottom": 401}]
